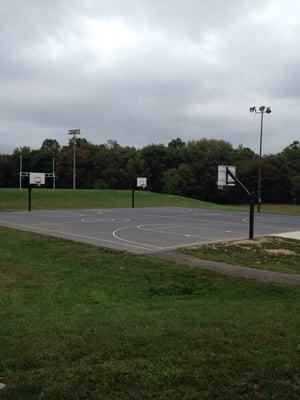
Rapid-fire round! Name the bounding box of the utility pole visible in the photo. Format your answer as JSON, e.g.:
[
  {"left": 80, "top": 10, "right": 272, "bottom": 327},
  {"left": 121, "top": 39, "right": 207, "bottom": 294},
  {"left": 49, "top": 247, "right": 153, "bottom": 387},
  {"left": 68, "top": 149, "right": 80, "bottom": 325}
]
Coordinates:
[
  {"left": 249, "top": 106, "right": 272, "bottom": 212},
  {"left": 19, "top": 155, "right": 23, "bottom": 189},
  {"left": 52, "top": 157, "right": 56, "bottom": 189},
  {"left": 68, "top": 129, "right": 80, "bottom": 190}
]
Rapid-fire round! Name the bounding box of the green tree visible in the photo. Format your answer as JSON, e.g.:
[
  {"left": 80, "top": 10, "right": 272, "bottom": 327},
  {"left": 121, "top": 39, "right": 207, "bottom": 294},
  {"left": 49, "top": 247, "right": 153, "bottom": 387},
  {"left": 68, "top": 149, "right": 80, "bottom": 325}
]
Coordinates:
[
  {"left": 41, "top": 139, "right": 60, "bottom": 155},
  {"left": 141, "top": 144, "right": 168, "bottom": 192},
  {"left": 163, "top": 164, "right": 196, "bottom": 196},
  {"left": 278, "top": 141, "right": 300, "bottom": 202}
]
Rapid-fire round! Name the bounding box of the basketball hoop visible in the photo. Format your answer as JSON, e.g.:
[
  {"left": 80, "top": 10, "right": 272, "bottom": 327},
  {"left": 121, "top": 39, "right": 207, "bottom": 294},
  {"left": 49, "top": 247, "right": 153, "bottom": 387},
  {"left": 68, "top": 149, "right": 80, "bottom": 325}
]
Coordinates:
[
  {"left": 34, "top": 177, "right": 42, "bottom": 186},
  {"left": 217, "top": 165, "right": 236, "bottom": 188},
  {"left": 137, "top": 177, "right": 147, "bottom": 188},
  {"left": 29, "top": 172, "right": 45, "bottom": 186}
]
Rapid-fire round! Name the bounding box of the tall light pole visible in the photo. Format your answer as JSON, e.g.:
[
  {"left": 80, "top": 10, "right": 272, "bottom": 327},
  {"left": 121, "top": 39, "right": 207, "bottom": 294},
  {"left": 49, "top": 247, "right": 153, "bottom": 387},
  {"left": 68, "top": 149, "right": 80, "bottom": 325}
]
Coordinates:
[
  {"left": 19, "top": 154, "right": 23, "bottom": 189},
  {"left": 68, "top": 129, "right": 80, "bottom": 190},
  {"left": 249, "top": 106, "right": 271, "bottom": 212}
]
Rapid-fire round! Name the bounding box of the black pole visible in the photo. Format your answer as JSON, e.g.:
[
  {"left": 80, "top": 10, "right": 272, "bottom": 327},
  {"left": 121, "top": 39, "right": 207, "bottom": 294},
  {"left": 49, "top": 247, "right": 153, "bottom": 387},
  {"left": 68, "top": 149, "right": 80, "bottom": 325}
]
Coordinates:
[
  {"left": 249, "top": 193, "right": 255, "bottom": 239},
  {"left": 257, "top": 111, "right": 264, "bottom": 212},
  {"left": 28, "top": 185, "right": 32, "bottom": 211},
  {"left": 132, "top": 188, "right": 135, "bottom": 208},
  {"left": 131, "top": 178, "right": 136, "bottom": 208},
  {"left": 226, "top": 167, "right": 255, "bottom": 240}
]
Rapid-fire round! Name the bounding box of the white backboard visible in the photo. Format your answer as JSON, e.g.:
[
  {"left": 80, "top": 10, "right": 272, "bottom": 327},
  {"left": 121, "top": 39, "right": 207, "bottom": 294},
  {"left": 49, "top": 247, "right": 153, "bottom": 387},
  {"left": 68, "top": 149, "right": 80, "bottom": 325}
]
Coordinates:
[
  {"left": 137, "top": 177, "right": 147, "bottom": 188},
  {"left": 217, "top": 165, "right": 236, "bottom": 187},
  {"left": 29, "top": 172, "right": 45, "bottom": 185}
]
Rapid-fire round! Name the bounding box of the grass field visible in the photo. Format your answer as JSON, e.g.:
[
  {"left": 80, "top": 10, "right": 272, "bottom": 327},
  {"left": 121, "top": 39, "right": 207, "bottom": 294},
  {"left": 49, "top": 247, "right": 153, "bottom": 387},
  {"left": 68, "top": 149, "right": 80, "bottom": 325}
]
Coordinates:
[
  {"left": 180, "top": 237, "right": 300, "bottom": 274},
  {"left": 0, "top": 188, "right": 240, "bottom": 211},
  {"left": 0, "top": 188, "right": 299, "bottom": 215},
  {"left": 0, "top": 227, "right": 299, "bottom": 399},
  {"left": 251, "top": 203, "right": 300, "bottom": 216}
]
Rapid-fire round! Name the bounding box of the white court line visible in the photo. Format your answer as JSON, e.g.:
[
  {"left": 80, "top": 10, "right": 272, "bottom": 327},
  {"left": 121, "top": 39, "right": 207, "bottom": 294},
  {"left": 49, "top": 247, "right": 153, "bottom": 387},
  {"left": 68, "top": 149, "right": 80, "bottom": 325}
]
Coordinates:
[
  {"left": 137, "top": 223, "right": 244, "bottom": 235},
  {"left": 24, "top": 218, "right": 130, "bottom": 226},
  {"left": 204, "top": 213, "right": 222, "bottom": 216},
  {"left": 102, "top": 210, "right": 198, "bottom": 220},
  {"left": 22, "top": 212, "right": 84, "bottom": 218},
  {"left": 80, "top": 218, "right": 130, "bottom": 223},
  {"left": 106, "top": 210, "right": 242, "bottom": 225},
  {"left": 138, "top": 225, "right": 194, "bottom": 237},
  {"left": 137, "top": 224, "right": 218, "bottom": 240},
  {"left": 153, "top": 234, "right": 252, "bottom": 252},
  {"left": 114, "top": 223, "right": 229, "bottom": 244},
  {"left": 143, "top": 212, "right": 247, "bottom": 227},
  {"left": 190, "top": 217, "right": 249, "bottom": 227},
  {"left": 133, "top": 214, "right": 249, "bottom": 227},
  {"left": 0, "top": 219, "right": 156, "bottom": 251},
  {"left": 183, "top": 225, "right": 243, "bottom": 234},
  {"left": 112, "top": 226, "right": 164, "bottom": 250},
  {"left": 240, "top": 217, "right": 288, "bottom": 225},
  {"left": 12, "top": 210, "right": 105, "bottom": 219}
]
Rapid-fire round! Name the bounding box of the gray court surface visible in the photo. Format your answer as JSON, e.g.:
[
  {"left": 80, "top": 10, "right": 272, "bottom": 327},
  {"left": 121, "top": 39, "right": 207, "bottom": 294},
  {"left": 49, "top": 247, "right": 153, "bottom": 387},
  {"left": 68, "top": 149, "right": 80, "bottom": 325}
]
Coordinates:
[{"left": 0, "top": 207, "right": 299, "bottom": 254}]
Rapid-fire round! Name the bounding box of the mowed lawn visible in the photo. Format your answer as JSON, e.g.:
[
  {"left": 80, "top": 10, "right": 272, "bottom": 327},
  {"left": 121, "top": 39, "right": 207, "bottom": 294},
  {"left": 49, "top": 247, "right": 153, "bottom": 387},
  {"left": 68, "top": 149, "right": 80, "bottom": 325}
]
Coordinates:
[
  {"left": 1, "top": 188, "right": 300, "bottom": 215},
  {"left": 0, "top": 188, "right": 233, "bottom": 211},
  {"left": 247, "top": 203, "right": 300, "bottom": 216},
  {"left": 0, "top": 228, "right": 299, "bottom": 400}
]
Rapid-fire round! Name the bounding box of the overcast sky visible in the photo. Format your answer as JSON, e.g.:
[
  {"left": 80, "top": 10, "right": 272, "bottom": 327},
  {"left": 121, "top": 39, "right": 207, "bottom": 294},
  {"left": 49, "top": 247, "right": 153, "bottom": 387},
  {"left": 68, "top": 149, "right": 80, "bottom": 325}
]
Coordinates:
[{"left": 0, "top": 0, "right": 299, "bottom": 154}]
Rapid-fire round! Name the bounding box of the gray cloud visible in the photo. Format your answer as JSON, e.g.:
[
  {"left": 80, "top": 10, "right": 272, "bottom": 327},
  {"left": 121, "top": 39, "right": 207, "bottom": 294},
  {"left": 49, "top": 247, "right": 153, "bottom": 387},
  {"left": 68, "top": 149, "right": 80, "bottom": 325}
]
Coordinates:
[{"left": 0, "top": 0, "right": 299, "bottom": 154}]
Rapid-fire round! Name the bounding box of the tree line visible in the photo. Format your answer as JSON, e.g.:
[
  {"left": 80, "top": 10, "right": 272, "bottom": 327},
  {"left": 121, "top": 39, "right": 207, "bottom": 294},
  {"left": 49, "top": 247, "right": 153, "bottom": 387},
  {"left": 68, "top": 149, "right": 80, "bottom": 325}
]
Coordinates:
[{"left": 0, "top": 137, "right": 299, "bottom": 204}]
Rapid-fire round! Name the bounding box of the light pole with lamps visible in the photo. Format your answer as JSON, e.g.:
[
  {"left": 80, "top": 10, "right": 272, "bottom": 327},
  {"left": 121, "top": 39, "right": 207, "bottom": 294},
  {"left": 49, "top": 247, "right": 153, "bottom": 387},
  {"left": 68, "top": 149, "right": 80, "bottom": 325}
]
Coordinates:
[
  {"left": 68, "top": 129, "right": 81, "bottom": 190},
  {"left": 249, "top": 106, "right": 271, "bottom": 212}
]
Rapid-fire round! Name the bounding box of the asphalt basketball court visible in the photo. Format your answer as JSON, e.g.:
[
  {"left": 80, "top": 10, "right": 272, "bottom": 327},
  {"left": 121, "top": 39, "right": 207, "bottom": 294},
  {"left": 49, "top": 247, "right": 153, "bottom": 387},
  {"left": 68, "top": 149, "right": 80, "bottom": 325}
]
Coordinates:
[{"left": 0, "top": 207, "right": 299, "bottom": 253}]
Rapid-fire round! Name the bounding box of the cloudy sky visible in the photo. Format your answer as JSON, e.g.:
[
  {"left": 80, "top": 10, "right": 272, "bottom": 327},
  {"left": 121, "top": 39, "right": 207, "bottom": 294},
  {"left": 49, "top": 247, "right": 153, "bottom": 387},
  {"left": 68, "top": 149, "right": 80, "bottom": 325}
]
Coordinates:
[{"left": 0, "top": 0, "right": 299, "bottom": 154}]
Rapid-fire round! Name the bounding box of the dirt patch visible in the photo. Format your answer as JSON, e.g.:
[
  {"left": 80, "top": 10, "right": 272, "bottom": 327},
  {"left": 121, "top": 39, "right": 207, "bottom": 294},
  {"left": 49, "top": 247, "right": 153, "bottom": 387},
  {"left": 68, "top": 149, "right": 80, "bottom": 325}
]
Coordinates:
[
  {"left": 265, "top": 249, "right": 299, "bottom": 256},
  {"left": 189, "top": 237, "right": 299, "bottom": 253},
  {"left": 233, "top": 238, "right": 271, "bottom": 246}
]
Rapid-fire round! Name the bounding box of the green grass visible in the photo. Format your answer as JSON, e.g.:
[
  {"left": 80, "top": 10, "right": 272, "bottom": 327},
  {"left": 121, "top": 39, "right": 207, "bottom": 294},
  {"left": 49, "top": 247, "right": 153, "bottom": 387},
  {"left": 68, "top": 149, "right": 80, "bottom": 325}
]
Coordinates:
[
  {"left": 0, "top": 188, "right": 242, "bottom": 212},
  {"left": 0, "top": 228, "right": 299, "bottom": 399},
  {"left": 235, "top": 203, "right": 300, "bottom": 216},
  {"left": 256, "top": 203, "right": 300, "bottom": 216},
  {"left": 180, "top": 237, "right": 300, "bottom": 274},
  {"left": 1, "top": 188, "right": 299, "bottom": 215}
]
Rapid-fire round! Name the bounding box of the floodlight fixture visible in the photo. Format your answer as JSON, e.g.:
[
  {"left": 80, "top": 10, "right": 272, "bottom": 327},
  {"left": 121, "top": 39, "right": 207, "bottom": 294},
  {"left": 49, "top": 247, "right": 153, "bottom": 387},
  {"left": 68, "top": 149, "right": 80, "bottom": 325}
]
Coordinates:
[
  {"left": 249, "top": 106, "right": 271, "bottom": 115},
  {"left": 68, "top": 129, "right": 81, "bottom": 136}
]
